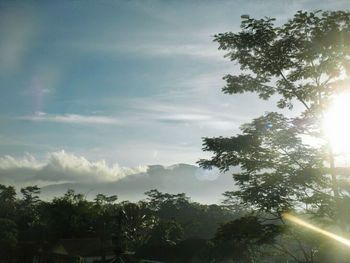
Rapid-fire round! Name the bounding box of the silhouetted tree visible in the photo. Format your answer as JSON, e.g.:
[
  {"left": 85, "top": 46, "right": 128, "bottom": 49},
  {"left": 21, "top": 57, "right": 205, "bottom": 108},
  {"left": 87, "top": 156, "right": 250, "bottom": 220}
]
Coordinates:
[
  {"left": 145, "top": 189, "right": 234, "bottom": 239},
  {"left": 16, "top": 186, "right": 45, "bottom": 261},
  {"left": 0, "top": 184, "right": 17, "bottom": 219},
  {"left": 200, "top": 10, "right": 350, "bottom": 262},
  {"left": 42, "top": 189, "right": 95, "bottom": 240},
  {"left": 213, "top": 216, "right": 284, "bottom": 262},
  {"left": 119, "top": 202, "right": 156, "bottom": 250}
]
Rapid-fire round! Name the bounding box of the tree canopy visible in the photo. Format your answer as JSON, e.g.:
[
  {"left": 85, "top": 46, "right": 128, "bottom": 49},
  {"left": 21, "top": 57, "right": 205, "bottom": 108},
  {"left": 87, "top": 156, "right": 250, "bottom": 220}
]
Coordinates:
[{"left": 200, "top": 10, "right": 350, "bottom": 263}]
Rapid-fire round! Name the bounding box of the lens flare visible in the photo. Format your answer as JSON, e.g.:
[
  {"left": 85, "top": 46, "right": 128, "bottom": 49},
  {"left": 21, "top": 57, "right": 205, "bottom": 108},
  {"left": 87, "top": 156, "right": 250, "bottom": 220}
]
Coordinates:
[{"left": 283, "top": 213, "right": 350, "bottom": 247}]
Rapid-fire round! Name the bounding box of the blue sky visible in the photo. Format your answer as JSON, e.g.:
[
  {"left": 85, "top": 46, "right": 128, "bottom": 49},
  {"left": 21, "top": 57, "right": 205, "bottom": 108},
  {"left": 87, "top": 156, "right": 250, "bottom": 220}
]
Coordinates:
[{"left": 1, "top": 0, "right": 350, "bottom": 178}]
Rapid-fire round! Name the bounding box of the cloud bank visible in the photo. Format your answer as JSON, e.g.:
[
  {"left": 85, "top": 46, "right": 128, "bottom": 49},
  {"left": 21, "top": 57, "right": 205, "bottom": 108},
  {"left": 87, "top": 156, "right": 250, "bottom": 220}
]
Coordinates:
[
  {"left": 39, "top": 163, "right": 234, "bottom": 204},
  {"left": 0, "top": 151, "right": 147, "bottom": 186},
  {"left": 0, "top": 152, "right": 235, "bottom": 203}
]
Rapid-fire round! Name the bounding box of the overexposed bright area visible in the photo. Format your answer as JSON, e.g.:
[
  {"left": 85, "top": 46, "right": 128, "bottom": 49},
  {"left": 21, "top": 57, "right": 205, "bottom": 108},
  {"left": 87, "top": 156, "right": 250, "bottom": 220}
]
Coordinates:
[{"left": 323, "top": 92, "right": 350, "bottom": 155}]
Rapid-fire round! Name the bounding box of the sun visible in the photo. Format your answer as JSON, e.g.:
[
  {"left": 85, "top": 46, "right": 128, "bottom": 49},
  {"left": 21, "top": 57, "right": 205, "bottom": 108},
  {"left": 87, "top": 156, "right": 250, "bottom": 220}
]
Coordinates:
[{"left": 323, "top": 92, "right": 350, "bottom": 155}]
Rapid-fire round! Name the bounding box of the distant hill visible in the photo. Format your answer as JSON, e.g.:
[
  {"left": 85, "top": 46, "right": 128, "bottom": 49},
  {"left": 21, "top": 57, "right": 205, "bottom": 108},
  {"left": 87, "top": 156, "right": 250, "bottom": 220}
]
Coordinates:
[{"left": 40, "top": 164, "right": 235, "bottom": 204}]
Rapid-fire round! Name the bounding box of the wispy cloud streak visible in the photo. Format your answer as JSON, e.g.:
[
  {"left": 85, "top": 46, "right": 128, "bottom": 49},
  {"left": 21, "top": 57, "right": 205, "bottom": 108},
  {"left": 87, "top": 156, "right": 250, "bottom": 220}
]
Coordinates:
[
  {"left": 19, "top": 112, "right": 120, "bottom": 125},
  {"left": 75, "top": 42, "right": 226, "bottom": 61}
]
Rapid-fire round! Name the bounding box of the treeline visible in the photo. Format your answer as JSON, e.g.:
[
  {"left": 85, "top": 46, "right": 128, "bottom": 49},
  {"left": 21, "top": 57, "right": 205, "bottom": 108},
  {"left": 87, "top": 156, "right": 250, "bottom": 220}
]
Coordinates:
[
  {"left": 2, "top": 184, "right": 349, "bottom": 262},
  {"left": 0, "top": 184, "right": 248, "bottom": 262}
]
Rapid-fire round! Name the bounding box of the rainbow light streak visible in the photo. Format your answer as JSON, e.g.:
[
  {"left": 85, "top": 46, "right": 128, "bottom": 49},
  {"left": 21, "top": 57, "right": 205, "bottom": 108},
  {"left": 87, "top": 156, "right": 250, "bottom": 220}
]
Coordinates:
[{"left": 283, "top": 213, "right": 350, "bottom": 247}]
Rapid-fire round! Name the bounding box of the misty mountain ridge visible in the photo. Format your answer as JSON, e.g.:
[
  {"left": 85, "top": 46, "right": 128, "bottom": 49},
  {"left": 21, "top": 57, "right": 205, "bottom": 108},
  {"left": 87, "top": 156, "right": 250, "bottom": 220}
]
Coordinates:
[{"left": 40, "top": 163, "right": 234, "bottom": 204}]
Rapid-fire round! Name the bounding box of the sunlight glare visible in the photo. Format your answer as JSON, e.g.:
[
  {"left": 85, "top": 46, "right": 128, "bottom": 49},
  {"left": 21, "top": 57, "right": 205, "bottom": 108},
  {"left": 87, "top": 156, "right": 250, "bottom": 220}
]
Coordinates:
[{"left": 323, "top": 92, "right": 350, "bottom": 154}]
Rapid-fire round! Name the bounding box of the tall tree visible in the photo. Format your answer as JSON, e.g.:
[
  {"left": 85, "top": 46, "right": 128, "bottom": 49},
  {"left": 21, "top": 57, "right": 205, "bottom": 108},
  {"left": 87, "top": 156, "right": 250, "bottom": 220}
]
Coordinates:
[
  {"left": 0, "top": 184, "right": 17, "bottom": 219},
  {"left": 199, "top": 10, "right": 350, "bottom": 262}
]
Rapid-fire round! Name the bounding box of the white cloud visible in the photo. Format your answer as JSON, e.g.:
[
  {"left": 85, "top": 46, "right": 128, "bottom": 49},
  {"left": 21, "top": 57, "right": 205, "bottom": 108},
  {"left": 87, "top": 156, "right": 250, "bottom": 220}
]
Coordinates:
[
  {"left": 160, "top": 113, "right": 211, "bottom": 121},
  {"left": 123, "top": 97, "right": 244, "bottom": 130},
  {"left": 0, "top": 151, "right": 147, "bottom": 186},
  {"left": 19, "top": 112, "right": 120, "bottom": 125}
]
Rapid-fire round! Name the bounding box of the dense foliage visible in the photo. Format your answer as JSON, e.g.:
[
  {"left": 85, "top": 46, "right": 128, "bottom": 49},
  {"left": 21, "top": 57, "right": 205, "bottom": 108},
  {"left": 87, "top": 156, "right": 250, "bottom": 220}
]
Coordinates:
[{"left": 0, "top": 185, "right": 242, "bottom": 262}]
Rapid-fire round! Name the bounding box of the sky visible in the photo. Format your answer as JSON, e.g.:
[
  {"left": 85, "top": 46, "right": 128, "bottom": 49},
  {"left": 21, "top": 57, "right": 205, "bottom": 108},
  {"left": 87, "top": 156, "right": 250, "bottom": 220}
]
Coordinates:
[{"left": 1, "top": 0, "right": 350, "bottom": 187}]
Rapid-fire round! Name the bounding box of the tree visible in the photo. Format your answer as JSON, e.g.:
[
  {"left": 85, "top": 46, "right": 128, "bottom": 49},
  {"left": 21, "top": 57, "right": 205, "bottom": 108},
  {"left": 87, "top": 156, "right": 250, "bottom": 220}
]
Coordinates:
[
  {"left": 42, "top": 189, "right": 95, "bottom": 240},
  {"left": 20, "top": 186, "right": 40, "bottom": 205},
  {"left": 17, "top": 186, "right": 45, "bottom": 261},
  {"left": 18, "top": 186, "right": 41, "bottom": 232},
  {"left": 199, "top": 10, "right": 350, "bottom": 262},
  {"left": 0, "top": 184, "right": 17, "bottom": 219},
  {"left": 119, "top": 202, "right": 157, "bottom": 250},
  {"left": 147, "top": 219, "right": 184, "bottom": 246},
  {"left": 213, "top": 216, "right": 281, "bottom": 263},
  {"left": 145, "top": 189, "right": 234, "bottom": 239},
  {"left": 93, "top": 194, "right": 119, "bottom": 234},
  {"left": 0, "top": 218, "right": 18, "bottom": 261}
]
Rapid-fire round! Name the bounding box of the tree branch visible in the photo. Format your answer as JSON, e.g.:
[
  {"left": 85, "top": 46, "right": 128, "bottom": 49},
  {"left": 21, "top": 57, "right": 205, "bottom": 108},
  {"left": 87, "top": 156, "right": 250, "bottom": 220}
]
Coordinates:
[{"left": 278, "top": 69, "right": 311, "bottom": 111}]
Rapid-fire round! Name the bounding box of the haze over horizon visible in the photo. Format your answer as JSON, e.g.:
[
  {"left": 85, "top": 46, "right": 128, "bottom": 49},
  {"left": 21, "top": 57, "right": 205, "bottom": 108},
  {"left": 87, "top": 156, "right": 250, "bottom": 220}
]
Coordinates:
[{"left": 1, "top": 0, "right": 350, "bottom": 195}]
